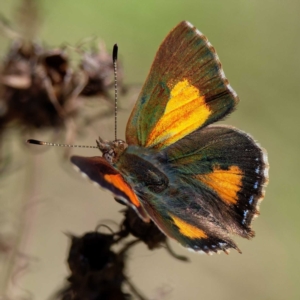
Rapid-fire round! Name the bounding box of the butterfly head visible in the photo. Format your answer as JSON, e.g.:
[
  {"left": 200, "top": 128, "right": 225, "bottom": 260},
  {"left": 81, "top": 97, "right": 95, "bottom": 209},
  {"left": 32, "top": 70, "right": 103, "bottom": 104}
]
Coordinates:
[{"left": 96, "top": 137, "right": 128, "bottom": 164}]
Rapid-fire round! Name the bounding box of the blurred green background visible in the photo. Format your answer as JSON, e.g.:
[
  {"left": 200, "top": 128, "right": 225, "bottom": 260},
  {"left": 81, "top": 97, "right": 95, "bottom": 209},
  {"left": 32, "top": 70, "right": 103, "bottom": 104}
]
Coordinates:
[{"left": 0, "top": 0, "right": 299, "bottom": 299}]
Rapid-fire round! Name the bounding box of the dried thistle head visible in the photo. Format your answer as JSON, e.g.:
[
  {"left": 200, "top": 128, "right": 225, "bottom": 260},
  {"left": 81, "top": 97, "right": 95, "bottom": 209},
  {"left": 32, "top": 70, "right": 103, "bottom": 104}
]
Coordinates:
[
  {"left": 55, "top": 231, "right": 132, "bottom": 300},
  {"left": 120, "top": 206, "right": 166, "bottom": 250},
  {"left": 53, "top": 207, "right": 187, "bottom": 300},
  {"left": 0, "top": 41, "right": 83, "bottom": 129}
]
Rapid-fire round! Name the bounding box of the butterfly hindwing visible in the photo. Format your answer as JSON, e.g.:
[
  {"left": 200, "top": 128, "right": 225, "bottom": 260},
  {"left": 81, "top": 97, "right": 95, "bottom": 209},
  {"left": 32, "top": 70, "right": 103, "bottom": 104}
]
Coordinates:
[
  {"left": 126, "top": 21, "right": 239, "bottom": 150},
  {"left": 139, "top": 194, "right": 242, "bottom": 254},
  {"left": 163, "top": 125, "right": 269, "bottom": 238}
]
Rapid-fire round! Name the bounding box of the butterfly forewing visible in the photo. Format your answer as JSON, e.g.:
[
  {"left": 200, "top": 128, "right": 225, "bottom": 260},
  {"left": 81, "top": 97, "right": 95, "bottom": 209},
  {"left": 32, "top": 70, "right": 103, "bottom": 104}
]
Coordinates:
[
  {"left": 71, "top": 156, "right": 149, "bottom": 222},
  {"left": 126, "top": 21, "right": 239, "bottom": 150}
]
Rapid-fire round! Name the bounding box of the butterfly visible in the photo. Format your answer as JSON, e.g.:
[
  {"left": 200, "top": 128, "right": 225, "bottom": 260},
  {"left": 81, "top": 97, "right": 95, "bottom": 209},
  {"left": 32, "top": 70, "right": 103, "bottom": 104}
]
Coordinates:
[{"left": 71, "top": 21, "right": 269, "bottom": 254}]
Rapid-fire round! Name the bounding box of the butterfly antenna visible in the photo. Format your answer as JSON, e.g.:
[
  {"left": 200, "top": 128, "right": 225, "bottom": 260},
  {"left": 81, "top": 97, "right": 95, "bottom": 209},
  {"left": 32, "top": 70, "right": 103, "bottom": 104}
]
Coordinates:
[
  {"left": 27, "top": 139, "right": 99, "bottom": 149},
  {"left": 112, "top": 43, "right": 118, "bottom": 141}
]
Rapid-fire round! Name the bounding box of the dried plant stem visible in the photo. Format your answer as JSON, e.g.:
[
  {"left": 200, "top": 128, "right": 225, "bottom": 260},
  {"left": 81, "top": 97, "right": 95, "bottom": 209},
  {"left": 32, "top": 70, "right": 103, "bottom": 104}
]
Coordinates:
[{"left": 3, "top": 151, "right": 41, "bottom": 298}]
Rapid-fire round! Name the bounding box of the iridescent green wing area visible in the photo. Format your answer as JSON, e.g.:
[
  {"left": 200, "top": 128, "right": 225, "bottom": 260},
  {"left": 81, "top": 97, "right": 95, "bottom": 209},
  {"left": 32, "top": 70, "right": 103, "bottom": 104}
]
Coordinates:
[
  {"left": 161, "top": 125, "right": 269, "bottom": 248},
  {"left": 126, "top": 21, "right": 239, "bottom": 150}
]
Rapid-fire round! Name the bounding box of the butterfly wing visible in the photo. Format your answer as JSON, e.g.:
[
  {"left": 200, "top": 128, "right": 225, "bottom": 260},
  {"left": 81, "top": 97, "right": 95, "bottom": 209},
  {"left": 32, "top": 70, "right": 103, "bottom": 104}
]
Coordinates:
[
  {"left": 71, "top": 156, "right": 150, "bottom": 222},
  {"left": 70, "top": 21, "right": 268, "bottom": 254},
  {"left": 126, "top": 21, "right": 239, "bottom": 149},
  {"left": 155, "top": 125, "right": 269, "bottom": 253}
]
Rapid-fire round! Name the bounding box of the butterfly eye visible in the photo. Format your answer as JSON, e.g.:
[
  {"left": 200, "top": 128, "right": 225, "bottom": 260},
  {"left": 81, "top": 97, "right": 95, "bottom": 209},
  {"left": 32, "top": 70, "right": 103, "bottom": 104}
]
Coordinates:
[{"left": 104, "top": 150, "right": 115, "bottom": 163}]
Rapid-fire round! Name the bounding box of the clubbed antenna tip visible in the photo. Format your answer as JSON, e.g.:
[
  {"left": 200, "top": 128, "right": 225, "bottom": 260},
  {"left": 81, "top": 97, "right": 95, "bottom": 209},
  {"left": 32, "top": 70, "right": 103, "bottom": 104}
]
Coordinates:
[
  {"left": 27, "top": 139, "right": 43, "bottom": 145},
  {"left": 113, "top": 44, "right": 118, "bottom": 62}
]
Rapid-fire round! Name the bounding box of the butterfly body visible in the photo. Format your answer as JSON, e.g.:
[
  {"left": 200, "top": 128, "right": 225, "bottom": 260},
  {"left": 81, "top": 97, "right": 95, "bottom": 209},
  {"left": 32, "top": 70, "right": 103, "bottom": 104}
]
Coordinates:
[{"left": 71, "top": 21, "right": 269, "bottom": 254}]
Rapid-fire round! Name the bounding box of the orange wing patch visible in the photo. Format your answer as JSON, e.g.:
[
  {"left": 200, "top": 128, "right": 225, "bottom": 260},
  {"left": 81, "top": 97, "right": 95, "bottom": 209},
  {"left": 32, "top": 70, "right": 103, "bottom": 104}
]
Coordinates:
[
  {"left": 145, "top": 79, "right": 211, "bottom": 149},
  {"left": 170, "top": 214, "right": 208, "bottom": 239},
  {"left": 104, "top": 174, "right": 141, "bottom": 207},
  {"left": 195, "top": 165, "right": 243, "bottom": 205}
]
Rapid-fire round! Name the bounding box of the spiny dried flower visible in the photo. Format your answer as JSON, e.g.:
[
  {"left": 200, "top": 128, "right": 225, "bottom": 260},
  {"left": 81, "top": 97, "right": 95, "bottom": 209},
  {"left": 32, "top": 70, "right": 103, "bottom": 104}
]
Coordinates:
[
  {"left": 0, "top": 41, "right": 84, "bottom": 129},
  {"left": 55, "top": 231, "right": 137, "bottom": 300},
  {"left": 54, "top": 208, "right": 188, "bottom": 300}
]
